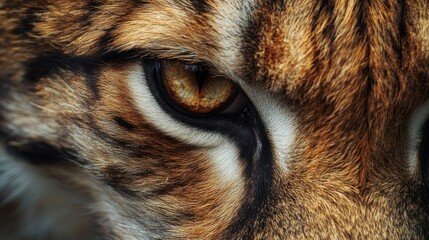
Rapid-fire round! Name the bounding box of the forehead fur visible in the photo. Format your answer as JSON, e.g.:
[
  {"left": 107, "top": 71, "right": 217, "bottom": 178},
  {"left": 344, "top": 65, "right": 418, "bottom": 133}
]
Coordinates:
[{"left": 1, "top": 0, "right": 256, "bottom": 75}]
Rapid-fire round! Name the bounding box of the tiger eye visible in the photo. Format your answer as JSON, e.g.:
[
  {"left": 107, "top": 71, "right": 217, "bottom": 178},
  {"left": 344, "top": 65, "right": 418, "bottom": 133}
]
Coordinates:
[{"left": 160, "top": 61, "right": 237, "bottom": 115}]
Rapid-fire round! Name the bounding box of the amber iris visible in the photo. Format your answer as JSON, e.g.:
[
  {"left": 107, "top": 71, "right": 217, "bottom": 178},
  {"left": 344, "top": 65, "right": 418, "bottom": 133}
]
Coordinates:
[{"left": 160, "top": 61, "right": 237, "bottom": 115}]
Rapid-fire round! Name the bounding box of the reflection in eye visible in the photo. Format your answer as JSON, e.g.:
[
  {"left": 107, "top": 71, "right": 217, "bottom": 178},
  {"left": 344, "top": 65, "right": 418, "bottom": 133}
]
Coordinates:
[{"left": 159, "top": 60, "right": 238, "bottom": 115}]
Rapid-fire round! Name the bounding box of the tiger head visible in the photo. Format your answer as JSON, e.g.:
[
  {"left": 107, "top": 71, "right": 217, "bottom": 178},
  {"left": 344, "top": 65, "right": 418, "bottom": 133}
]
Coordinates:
[{"left": 1, "top": 0, "right": 429, "bottom": 239}]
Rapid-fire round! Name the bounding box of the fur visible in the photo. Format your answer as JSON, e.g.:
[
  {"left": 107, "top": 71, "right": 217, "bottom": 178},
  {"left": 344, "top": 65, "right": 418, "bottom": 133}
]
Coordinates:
[{"left": 1, "top": 0, "right": 429, "bottom": 239}]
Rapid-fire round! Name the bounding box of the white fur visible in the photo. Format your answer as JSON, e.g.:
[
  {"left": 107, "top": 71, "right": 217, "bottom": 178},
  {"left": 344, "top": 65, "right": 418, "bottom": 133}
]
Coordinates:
[
  {"left": 92, "top": 199, "right": 150, "bottom": 240},
  {"left": 127, "top": 64, "right": 243, "bottom": 184},
  {"left": 240, "top": 83, "right": 297, "bottom": 172},
  {"left": 128, "top": 63, "right": 296, "bottom": 178},
  {"left": 210, "top": 0, "right": 298, "bottom": 172},
  {"left": 210, "top": 0, "right": 258, "bottom": 77}
]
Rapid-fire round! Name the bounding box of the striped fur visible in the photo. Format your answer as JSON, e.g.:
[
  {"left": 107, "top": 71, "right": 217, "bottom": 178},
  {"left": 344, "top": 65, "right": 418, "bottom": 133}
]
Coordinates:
[{"left": 1, "top": 0, "right": 429, "bottom": 239}]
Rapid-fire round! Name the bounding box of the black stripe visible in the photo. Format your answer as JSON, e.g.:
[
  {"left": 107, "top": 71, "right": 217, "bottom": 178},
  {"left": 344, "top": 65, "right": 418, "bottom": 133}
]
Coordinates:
[
  {"left": 311, "top": 0, "right": 334, "bottom": 28},
  {"left": 356, "top": 1, "right": 367, "bottom": 37},
  {"left": 312, "top": 1, "right": 336, "bottom": 61},
  {"left": 98, "top": 30, "right": 114, "bottom": 52},
  {"left": 80, "top": 0, "right": 104, "bottom": 28},
  {"left": 24, "top": 53, "right": 103, "bottom": 98},
  {"left": 102, "top": 165, "right": 141, "bottom": 197},
  {"left": 95, "top": 3, "right": 144, "bottom": 55},
  {"left": 3, "top": 140, "right": 86, "bottom": 166},
  {"left": 88, "top": 116, "right": 136, "bottom": 149},
  {"left": 240, "top": 1, "right": 265, "bottom": 83},
  {"left": 84, "top": 62, "right": 101, "bottom": 99},
  {"left": 189, "top": 0, "right": 210, "bottom": 14},
  {"left": 113, "top": 116, "right": 136, "bottom": 131},
  {"left": 24, "top": 53, "right": 70, "bottom": 83},
  {"left": 175, "top": 0, "right": 210, "bottom": 14},
  {"left": 0, "top": 74, "right": 11, "bottom": 102},
  {"left": 144, "top": 60, "right": 274, "bottom": 238},
  {"left": 146, "top": 177, "right": 197, "bottom": 197},
  {"left": 132, "top": 0, "right": 150, "bottom": 5},
  {"left": 393, "top": 0, "right": 407, "bottom": 65},
  {"left": 12, "top": 6, "right": 46, "bottom": 36}
]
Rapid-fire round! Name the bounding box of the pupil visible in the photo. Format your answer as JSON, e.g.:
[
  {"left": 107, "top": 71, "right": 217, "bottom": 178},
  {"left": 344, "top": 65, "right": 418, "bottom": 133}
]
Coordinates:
[{"left": 185, "top": 64, "right": 207, "bottom": 92}]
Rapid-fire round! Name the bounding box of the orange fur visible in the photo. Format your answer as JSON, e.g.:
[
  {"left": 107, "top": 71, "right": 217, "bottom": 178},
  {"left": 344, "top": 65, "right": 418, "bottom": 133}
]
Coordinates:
[{"left": 1, "top": 0, "right": 429, "bottom": 239}]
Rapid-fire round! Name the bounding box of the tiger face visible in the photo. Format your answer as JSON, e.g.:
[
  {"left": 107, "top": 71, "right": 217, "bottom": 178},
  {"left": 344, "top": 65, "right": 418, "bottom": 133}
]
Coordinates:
[{"left": 1, "top": 0, "right": 429, "bottom": 239}]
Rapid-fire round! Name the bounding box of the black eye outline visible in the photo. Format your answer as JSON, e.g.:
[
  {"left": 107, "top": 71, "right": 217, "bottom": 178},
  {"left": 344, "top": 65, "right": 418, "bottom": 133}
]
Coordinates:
[
  {"left": 420, "top": 119, "right": 429, "bottom": 199},
  {"left": 149, "top": 59, "right": 242, "bottom": 118},
  {"left": 142, "top": 59, "right": 275, "bottom": 236},
  {"left": 142, "top": 59, "right": 265, "bottom": 159}
]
